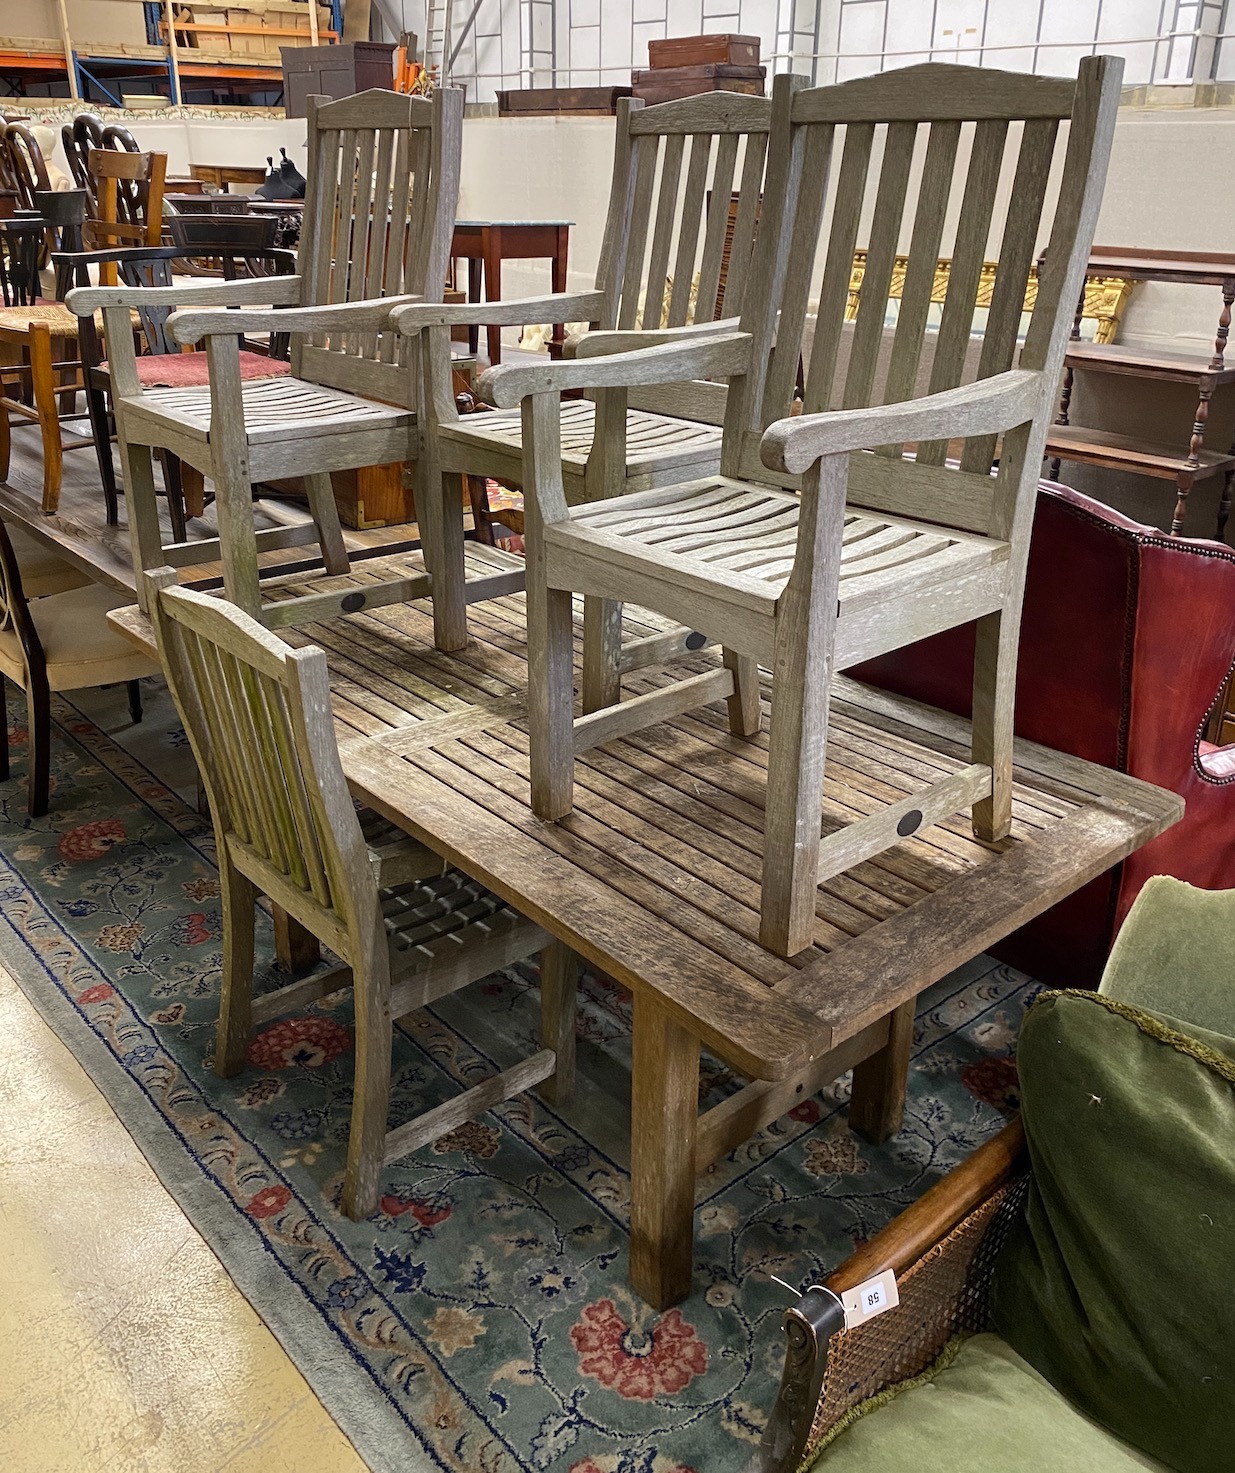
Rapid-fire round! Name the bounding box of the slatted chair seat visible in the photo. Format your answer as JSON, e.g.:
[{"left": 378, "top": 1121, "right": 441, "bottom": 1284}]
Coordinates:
[
  {"left": 440, "top": 399, "right": 724, "bottom": 489},
  {"left": 124, "top": 374, "right": 413, "bottom": 447},
  {"left": 561, "top": 477, "right": 1010, "bottom": 628}
]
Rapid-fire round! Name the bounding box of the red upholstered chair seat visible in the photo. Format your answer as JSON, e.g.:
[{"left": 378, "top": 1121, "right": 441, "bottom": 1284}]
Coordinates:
[
  {"left": 99, "top": 352, "right": 291, "bottom": 388},
  {"left": 851, "top": 482, "right": 1235, "bottom": 986}
]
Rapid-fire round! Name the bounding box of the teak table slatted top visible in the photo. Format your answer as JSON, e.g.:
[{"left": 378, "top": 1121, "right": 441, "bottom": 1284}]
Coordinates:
[{"left": 108, "top": 540, "right": 1183, "bottom": 1308}]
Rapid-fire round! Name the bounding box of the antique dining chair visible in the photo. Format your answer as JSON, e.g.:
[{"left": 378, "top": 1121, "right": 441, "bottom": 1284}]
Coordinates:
[
  {"left": 143, "top": 565, "right": 574, "bottom": 1219},
  {"left": 0, "top": 149, "right": 168, "bottom": 514},
  {"left": 0, "top": 520, "right": 155, "bottom": 817},
  {"left": 70, "top": 88, "right": 464, "bottom": 633},
  {"left": 394, "top": 89, "right": 778, "bottom": 701},
  {"left": 483, "top": 58, "right": 1124, "bottom": 959}
]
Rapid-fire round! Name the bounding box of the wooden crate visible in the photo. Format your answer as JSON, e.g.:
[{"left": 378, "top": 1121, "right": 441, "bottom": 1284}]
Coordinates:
[
  {"left": 497, "top": 85, "right": 633, "bottom": 116},
  {"left": 633, "top": 64, "right": 766, "bottom": 103},
  {"left": 647, "top": 33, "right": 760, "bottom": 68},
  {"left": 281, "top": 40, "right": 395, "bottom": 116}
]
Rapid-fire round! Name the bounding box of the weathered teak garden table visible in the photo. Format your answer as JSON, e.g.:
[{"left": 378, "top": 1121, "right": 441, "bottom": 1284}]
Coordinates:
[{"left": 108, "top": 546, "right": 1183, "bottom": 1309}]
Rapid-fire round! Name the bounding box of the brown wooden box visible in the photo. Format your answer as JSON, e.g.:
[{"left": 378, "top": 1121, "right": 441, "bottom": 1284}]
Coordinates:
[
  {"left": 281, "top": 41, "right": 395, "bottom": 117},
  {"left": 633, "top": 64, "right": 766, "bottom": 104},
  {"left": 497, "top": 85, "right": 633, "bottom": 116},
  {"left": 647, "top": 33, "right": 760, "bottom": 68}
]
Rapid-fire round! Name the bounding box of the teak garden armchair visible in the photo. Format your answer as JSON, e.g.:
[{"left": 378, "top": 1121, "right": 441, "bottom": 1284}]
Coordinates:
[
  {"left": 484, "top": 58, "right": 1124, "bottom": 960},
  {"left": 69, "top": 88, "right": 463, "bottom": 632},
  {"left": 394, "top": 89, "right": 776, "bottom": 691},
  {"left": 144, "top": 565, "right": 574, "bottom": 1219}
]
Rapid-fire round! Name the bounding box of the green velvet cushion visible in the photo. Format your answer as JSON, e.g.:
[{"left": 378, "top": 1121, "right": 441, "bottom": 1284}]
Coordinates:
[
  {"left": 811, "top": 1333, "right": 1164, "bottom": 1472},
  {"left": 991, "top": 991, "right": 1235, "bottom": 1473}
]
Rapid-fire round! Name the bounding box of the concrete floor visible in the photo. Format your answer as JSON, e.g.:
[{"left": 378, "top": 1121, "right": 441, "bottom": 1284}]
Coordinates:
[{"left": 0, "top": 684, "right": 369, "bottom": 1472}]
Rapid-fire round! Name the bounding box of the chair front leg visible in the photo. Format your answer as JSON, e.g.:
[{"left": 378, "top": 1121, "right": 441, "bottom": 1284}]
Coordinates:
[
  {"left": 523, "top": 392, "right": 577, "bottom": 820},
  {"left": 758, "top": 456, "right": 846, "bottom": 960},
  {"left": 341, "top": 930, "right": 394, "bottom": 1221},
  {"left": 0, "top": 672, "right": 9, "bottom": 782},
  {"left": 538, "top": 940, "right": 579, "bottom": 1106},
  {"left": 25, "top": 680, "right": 50, "bottom": 818},
  {"left": 84, "top": 380, "right": 119, "bottom": 525},
  {"left": 28, "top": 325, "right": 64, "bottom": 515},
  {"left": 118, "top": 437, "right": 168, "bottom": 612},
  {"left": 210, "top": 451, "right": 263, "bottom": 618}
]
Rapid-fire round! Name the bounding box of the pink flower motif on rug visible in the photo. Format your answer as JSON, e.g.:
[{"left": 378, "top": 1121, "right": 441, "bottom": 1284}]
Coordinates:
[
  {"left": 571, "top": 1457, "right": 698, "bottom": 1472},
  {"left": 379, "top": 1194, "right": 453, "bottom": 1228},
  {"left": 58, "top": 818, "right": 126, "bottom": 861},
  {"left": 245, "top": 1183, "right": 292, "bottom": 1219},
  {"left": 77, "top": 982, "right": 115, "bottom": 1004},
  {"left": 962, "top": 1054, "right": 1020, "bottom": 1114},
  {"left": 571, "top": 1299, "right": 708, "bottom": 1401},
  {"left": 247, "top": 1016, "right": 352, "bottom": 1070}
]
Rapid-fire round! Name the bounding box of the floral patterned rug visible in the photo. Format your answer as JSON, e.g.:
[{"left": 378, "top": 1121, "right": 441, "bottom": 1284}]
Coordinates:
[{"left": 0, "top": 683, "right": 1030, "bottom": 1473}]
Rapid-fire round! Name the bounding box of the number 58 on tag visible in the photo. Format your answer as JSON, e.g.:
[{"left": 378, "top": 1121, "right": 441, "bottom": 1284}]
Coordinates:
[{"left": 840, "top": 1269, "right": 899, "bottom": 1329}]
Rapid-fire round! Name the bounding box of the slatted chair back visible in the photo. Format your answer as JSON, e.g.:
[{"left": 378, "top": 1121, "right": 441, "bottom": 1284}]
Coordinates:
[
  {"left": 145, "top": 569, "right": 374, "bottom": 954},
  {"left": 727, "top": 59, "right": 1122, "bottom": 546},
  {"left": 594, "top": 92, "right": 774, "bottom": 420},
  {"left": 294, "top": 86, "right": 463, "bottom": 410}
]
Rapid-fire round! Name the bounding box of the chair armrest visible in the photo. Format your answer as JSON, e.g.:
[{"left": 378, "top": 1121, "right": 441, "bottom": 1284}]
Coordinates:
[
  {"left": 169, "top": 293, "right": 422, "bottom": 345},
  {"left": 479, "top": 331, "right": 752, "bottom": 407},
  {"left": 53, "top": 245, "right": 181, "bottom": 271},
  {"left": 761, "top": 370, "right": 1045, "bottom": 476},
  {"left": 573, "top": 317, "right": 743, "bottom": 358},
  {"left": 391, "top": 289, "right": 605, "bottom": 333},
  {"left": 67, "top": 273, "right": 303, "bottom": 316}
]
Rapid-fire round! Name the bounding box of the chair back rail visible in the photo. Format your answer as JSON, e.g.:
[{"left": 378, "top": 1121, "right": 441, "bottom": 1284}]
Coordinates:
[
  {"left": 145, "top": 569, "right": 372, "bottom": 953},
  {"left": 728, "top": 58, "right": 1123, "bottom": 551},
  {"left": 294, "top": 86, "right": 463, "bottom": 409}
]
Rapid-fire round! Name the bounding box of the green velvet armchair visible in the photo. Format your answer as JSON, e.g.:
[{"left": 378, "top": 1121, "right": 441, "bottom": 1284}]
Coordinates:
[{"left": 758, "top": 876, "right": 1235, "bottom": 1473}]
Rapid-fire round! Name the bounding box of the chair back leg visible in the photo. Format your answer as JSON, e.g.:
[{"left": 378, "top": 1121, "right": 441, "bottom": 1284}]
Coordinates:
[
  {"left": 581, "top": 596, "right": 623, "bottom": 714},
  {"left": 971, "top": 605, "right": 1019, "bottom": 842}
]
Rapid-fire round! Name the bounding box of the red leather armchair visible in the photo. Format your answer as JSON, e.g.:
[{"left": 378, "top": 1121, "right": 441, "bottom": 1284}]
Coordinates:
[{"left": 853, "top": 482, "right": 1235, "bottom": 986}]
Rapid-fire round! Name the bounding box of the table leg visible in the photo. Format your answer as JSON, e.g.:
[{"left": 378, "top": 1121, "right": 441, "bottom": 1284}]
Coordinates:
[
  {"left": 549, "top": 224, "right": 569, "bottom": 360},
  {"left": 849, "top": 997, "right": 915, "bottom": 1144},
  {"left": 629, "top": 992, "right": 699, "bottom": 1310},
  {"left": 482, "top": 226, "right": 503, "bottom": 367},
  {"left": 467, "top": 256, "right": 481, "bottom": 358},
  {"left": 273, "top": 907, "right": 321, "bottom": 975}
]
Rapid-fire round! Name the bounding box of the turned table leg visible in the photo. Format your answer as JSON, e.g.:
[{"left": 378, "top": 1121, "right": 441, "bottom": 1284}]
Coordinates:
[
  {"left": 849, "top": 997, "right": 915, "bottom": 1144},
  {"left": 630, "top": 992, "right": 700, "bottom": 1310},
  {"left": 1174, "top": 383, "right": 1214, "bottom": 537}
]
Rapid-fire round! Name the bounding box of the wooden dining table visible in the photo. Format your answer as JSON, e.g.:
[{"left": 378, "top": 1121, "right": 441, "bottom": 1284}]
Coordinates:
[{"left": 101, "top": 541, "right": 1184, "bottom": 1310}]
